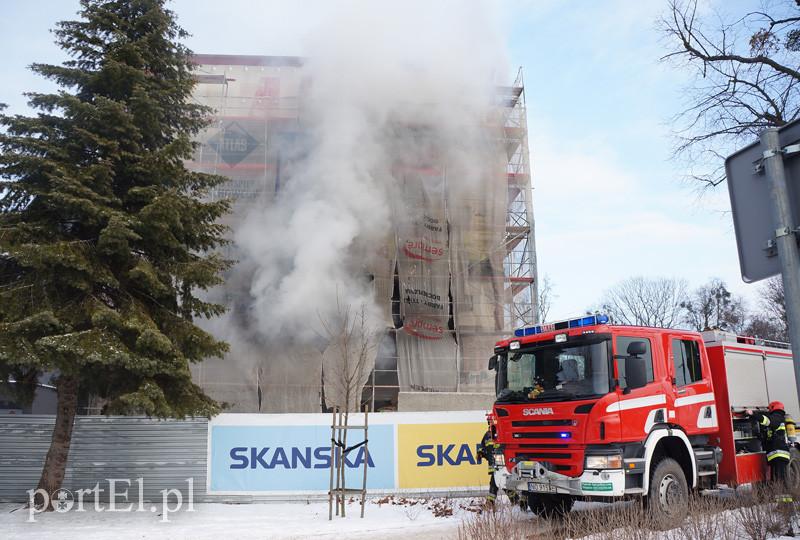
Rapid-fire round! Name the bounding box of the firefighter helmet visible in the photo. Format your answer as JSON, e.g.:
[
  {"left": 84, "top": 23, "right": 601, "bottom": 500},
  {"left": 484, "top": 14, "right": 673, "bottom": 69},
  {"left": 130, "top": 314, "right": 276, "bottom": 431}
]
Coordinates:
[{"left": 769, "top": 401, "right": 786, "bottom": 412}]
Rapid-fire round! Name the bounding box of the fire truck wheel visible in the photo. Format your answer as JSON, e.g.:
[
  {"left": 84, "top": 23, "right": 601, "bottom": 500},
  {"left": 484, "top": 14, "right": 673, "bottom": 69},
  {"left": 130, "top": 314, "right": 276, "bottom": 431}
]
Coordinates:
[
  {"left": 646, "top": 457, "right": 688, "bottom": 527},
  {"left": 526, "top": 493, "right": 574, "bottom": 518},
  {"left": 788, "top": 448, "right": 800, "bottom": 491}
]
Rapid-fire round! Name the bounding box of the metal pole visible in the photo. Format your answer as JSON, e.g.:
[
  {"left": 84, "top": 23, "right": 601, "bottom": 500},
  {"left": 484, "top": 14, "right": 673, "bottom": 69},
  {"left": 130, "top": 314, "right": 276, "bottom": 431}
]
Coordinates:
[{"left": 760, "top": 128, "right": 800, "bottom": 409}]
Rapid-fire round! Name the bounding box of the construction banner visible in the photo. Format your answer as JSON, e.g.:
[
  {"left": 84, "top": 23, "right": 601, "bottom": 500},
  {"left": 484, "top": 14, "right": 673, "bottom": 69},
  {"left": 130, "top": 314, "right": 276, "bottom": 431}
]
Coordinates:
[
  {"left": 397, "top": 422, "right": 487, "bottom": 489},
  {"left": 207, "top": 411, "right": 488, "bottom": 495},
  {"left": 208, "top": 423, "right": 395, "bottom": 493}
]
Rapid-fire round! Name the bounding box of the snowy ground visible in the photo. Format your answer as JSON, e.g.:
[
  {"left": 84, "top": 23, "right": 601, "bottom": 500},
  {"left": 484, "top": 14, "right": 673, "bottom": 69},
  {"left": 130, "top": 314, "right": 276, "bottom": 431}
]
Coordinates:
[
  {"left": 6, "top": 494, "right": 800, "bottom": 539},
  {"left": 1, "top": 497, "right": 485, "bottom": 540}
]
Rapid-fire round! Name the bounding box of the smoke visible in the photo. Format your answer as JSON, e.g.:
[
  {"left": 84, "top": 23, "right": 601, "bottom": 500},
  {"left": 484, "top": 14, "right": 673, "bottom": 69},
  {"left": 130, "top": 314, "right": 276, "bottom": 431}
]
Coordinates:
[
  {"left": 193, "top": 1, "right": 512, "bottom": 411},
  {"left": 236, "top": 0, "right": 509, "bottom": 342}
]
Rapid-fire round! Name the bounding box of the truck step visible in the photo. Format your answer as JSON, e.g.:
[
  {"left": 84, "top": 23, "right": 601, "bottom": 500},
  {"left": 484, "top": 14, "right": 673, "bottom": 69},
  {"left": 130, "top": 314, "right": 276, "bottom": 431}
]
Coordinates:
[
  {"left": 697, "top": 471, "right": 717, "bottom": 477},
  {"left": 624, "top": 488, "right": 645, "bottom": 495}
]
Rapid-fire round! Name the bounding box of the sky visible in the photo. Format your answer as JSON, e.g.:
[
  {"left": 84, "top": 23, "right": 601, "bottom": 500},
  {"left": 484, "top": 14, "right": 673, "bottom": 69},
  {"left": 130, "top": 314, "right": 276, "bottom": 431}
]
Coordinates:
[{"left": 0, "top": 0, "right": 761, "bottom": 321}]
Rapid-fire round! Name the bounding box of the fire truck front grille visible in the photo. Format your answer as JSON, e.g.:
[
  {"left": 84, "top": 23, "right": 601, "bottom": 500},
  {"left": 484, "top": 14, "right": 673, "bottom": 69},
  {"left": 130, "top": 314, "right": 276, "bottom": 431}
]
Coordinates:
[
  {"left": 511, "top": 420, "right": 574, "bottom": 427},
  {"left": 514, "top": 448, "right": 583, "bottom": 477},
  {"left": 517, "top": 452, "right": 571, "bottom": 460},
  {"left": 514, "top": 452, "right": 582, "bottom": 476},
  {"left": 512, "top": 432, "right": 572, "bottom": 439}
]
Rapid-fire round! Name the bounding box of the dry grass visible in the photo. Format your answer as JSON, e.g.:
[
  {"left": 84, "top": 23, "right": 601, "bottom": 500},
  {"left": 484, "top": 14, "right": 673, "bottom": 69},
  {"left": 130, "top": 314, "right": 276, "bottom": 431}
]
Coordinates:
[
  {"left": 455, "top": 502, "right": 539, "bottom": 540},
  {"left": 455, "top": 484, "right": 799, "bottom": 540}
]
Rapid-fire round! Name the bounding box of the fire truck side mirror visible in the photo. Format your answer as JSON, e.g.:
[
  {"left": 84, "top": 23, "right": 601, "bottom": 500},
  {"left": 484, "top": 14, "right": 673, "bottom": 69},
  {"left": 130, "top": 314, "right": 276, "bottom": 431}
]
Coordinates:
[{"left": 488, "top": 355, "right": 497, "bottom": 371}]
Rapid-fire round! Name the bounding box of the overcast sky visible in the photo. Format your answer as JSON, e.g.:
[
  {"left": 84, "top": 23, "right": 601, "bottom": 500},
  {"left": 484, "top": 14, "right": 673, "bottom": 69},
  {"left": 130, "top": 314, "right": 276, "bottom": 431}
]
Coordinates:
[{"left": 0, "top": 0, "right": 759, "bottom": 320}]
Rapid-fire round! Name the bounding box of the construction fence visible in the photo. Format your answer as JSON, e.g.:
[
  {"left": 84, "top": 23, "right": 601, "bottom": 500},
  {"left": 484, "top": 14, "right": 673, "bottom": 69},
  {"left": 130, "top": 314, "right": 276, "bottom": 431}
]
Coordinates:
[{"left": 0, "top": 412, "right": 487, "bottom": 503}]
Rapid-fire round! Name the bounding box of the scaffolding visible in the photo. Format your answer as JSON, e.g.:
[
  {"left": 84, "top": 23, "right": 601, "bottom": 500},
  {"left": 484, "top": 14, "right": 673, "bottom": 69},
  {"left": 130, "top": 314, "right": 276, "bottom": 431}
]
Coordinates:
[{"left": 187, "top": 55, "right": 538, "bottom": 412}]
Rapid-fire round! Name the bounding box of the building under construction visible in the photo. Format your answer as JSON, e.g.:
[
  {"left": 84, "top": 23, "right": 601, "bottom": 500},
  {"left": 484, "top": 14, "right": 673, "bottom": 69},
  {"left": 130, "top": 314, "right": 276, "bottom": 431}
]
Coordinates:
[{"left": 187, "top": 54, "right": 538, "bottom": 412}]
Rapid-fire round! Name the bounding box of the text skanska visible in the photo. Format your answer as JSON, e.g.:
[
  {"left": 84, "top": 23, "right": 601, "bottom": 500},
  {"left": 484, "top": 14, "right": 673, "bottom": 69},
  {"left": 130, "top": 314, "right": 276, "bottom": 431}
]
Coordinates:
[
  {"left": 416, "top": 444, "right": 484, "bottom": 467},
  {"left": 229, "top": 446, "right": 375, "bottom": 470}
]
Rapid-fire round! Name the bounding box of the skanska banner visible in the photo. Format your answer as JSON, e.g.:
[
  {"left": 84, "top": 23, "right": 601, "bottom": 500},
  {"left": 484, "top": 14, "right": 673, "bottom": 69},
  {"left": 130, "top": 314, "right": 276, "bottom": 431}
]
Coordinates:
[{"left": 207, "top": 411, "right": 488, "bottom": 494}]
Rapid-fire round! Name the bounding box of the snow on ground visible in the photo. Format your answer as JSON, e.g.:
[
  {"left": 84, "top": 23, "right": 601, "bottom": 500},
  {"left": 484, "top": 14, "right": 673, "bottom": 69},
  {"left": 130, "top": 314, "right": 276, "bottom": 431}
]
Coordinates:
[
  {"left": 1, "top": 497, "right": 484, "bottom": 540},
  {"left": 7, "top": 494, "right": 800, "bottom": 540}
]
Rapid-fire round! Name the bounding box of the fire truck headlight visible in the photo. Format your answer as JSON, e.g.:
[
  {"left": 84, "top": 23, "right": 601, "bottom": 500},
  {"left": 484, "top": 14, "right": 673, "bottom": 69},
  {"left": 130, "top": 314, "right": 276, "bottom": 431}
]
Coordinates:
[
  {"left": 585, "top": 453, "right": 623, "bottom": 470},
  {"left": 493, "top": 452, "right": 505, "bottom": 467}
]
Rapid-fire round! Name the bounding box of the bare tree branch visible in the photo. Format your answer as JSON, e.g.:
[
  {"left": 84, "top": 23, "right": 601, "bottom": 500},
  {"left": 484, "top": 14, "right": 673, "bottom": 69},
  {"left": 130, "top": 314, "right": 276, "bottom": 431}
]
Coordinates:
[
  {"left": 661, "top": 0, "right": 800, "bottom": 191},
  {"left": 599, "top": 276, "right": 688, "bottom": 328}
]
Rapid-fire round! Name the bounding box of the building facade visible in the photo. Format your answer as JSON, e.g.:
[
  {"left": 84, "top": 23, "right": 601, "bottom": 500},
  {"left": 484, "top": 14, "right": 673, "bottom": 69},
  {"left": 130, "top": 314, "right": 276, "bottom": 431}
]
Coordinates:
[{"left": 187, "top": 55, "right": 538, "bottom": 412}]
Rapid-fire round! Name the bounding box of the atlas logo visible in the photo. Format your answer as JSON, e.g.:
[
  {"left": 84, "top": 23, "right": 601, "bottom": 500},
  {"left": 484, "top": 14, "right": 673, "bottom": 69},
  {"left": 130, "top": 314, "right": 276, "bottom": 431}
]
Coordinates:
[
  {"left": 416, "top": 444, "right": 483, "bottom": 467},
  {"left": 229, "top": 446, "right": 375, "bottom": 470},
  {"left": 522, "top": 407, "right": 554, "bottom": 416}
]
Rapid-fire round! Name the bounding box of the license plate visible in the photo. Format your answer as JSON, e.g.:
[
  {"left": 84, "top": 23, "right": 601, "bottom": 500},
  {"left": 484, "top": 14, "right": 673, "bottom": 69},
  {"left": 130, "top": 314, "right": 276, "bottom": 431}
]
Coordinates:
[{"left": 528, "top": 482, "right": 557, "bottom": 493}]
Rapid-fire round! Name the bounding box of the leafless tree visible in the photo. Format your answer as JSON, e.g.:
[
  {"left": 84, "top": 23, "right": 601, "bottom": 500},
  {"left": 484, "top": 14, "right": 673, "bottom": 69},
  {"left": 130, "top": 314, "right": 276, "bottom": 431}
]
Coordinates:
[
  {"left": 600, "top": 276, "right": 689, "bottom": 327},
  {"left": 744, "top": 275, "right": 789, "bottom": 341},
  {"left": 681, "top": 278, "right": 746, "bottom": 333},
  {"left": 320, "top": 299, "right": 379, "bottom": 413},
  {"left": 660, "top": 0, "right": 800, "bottom": 189},
  {"left": 537, "top": 275, "right": 556, "bottom": 323},
  {"left": 761, "top": 275, "right": 787, "bottom": 323}
]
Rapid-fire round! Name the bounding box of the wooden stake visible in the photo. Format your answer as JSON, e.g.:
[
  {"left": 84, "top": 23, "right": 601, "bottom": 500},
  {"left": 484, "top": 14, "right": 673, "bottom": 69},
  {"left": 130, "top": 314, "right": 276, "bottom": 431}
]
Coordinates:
[
  {"left": 328, "top": 406, "right": 336, "bottom": 521},
  {"left": 360, "top": 405, "right": 369, "bottom": 518}
]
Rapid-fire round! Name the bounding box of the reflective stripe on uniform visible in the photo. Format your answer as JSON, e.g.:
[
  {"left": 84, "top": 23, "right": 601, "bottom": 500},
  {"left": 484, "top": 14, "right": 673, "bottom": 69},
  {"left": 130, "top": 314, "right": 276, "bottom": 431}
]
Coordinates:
[
  {"left": 759, "top": 416, "right": 771, "bottom": 427},
  {"left": 767, "top": 449, "right": 791, "bottom": 461}
]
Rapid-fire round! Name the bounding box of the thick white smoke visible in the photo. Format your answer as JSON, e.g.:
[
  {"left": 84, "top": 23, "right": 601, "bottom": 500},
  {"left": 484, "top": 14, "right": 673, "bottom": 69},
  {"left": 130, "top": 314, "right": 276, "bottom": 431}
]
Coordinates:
[{"left": 237, "top": 0, "right": 509, "bottom": 342}]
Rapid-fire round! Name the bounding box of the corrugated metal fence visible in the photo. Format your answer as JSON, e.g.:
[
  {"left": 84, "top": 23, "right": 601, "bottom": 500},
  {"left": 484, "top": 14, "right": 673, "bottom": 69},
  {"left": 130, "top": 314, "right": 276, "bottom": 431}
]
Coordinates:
[{"left": 0, "top": 415, "right": 208, "bottom": 503}]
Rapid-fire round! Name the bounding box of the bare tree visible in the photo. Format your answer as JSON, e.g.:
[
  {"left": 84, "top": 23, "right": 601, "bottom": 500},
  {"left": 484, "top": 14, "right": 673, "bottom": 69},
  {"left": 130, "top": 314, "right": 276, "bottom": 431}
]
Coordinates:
[
  {"left": 537, "top": 275, "right": 556, "bottom": 323},
  {"left": 600, "top": 276, "right": 688, "bottom": 327},
  {"left": 320, "top": 299, "right": 379, "bottom": 413},
  {"left": 761, "top": 275, "right": 787, "bottom": 324},
  {"left": 681, "top": 278, "right": 746, "bottom": 333},
  {"left": 661, "top": 0, "right": 800, "bottom": 189},
  {"left": 744, "top": 276, "right": 789, "bottom": 341}
]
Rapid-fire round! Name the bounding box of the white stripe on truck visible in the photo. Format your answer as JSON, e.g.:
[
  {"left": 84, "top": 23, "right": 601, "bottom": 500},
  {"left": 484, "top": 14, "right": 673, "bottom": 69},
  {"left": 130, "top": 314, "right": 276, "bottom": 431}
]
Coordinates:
[
  {"left": 606, "top": 395, "right": 666, "bottom": 412},
  {"left": 674, "top": 393, "right": 715, "bottom": 408}
]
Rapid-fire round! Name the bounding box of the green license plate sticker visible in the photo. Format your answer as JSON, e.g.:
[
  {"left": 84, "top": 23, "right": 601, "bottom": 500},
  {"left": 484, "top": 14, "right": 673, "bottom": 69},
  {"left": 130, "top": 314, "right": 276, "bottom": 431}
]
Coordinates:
[{"left": 581, "top": 482, "right": 613, "bottom": 492}]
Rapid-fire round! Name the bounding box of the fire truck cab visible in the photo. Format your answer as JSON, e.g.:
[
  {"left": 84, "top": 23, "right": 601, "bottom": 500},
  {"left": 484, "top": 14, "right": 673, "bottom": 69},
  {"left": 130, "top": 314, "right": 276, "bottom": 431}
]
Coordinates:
[{"left": 488, "top": 314, "right": 799, "bottom": 521}]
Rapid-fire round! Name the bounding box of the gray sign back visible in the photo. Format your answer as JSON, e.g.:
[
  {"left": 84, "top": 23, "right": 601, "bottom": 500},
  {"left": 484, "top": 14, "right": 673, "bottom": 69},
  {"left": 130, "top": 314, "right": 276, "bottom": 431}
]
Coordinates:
[{"left": 725, "top": 120, "right": 800, "bottom": 282}]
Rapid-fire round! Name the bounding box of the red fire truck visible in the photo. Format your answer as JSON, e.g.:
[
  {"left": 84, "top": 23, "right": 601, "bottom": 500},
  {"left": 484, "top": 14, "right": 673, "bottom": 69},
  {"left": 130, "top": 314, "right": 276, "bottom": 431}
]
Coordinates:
[{"left": 487, "top": 314, "right": 800, "bottom": 521}]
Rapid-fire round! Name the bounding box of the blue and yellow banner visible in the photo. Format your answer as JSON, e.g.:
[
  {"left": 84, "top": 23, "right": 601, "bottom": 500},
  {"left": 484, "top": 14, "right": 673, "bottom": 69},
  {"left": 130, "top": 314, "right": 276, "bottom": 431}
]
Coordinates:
[
  {"left": 398, "top": 422, "right": 487, "bottom": 489},
  {"left": 207, "top": 412, "right": 488, "bottom": 494}
]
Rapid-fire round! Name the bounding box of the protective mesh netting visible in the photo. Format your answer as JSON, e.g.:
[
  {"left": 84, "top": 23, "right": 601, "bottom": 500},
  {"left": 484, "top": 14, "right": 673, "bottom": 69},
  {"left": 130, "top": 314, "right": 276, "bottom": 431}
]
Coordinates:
[{"left": 187, "top": 58, "right": 532, "bottom": 412}]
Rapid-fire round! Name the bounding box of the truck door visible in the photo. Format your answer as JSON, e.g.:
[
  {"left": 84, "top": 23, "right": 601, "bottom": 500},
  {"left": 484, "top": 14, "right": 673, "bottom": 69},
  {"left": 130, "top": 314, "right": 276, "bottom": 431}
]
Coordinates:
[
  {"left": 670, "top": 336, "right": 716, "bottom": 434},
  {"left": 614, "top": 335, "right": 665, "bottom": 439}
]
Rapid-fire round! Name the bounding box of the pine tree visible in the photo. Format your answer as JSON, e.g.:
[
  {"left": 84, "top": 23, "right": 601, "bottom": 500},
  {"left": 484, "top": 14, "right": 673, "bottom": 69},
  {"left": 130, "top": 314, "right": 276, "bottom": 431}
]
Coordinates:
[{"left": 0, "top": 0, "right": 230, "bottom": 506}]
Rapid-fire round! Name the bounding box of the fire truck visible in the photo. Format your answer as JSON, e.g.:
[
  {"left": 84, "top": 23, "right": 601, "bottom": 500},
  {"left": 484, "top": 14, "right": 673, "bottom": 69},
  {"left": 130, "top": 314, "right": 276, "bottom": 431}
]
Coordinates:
[{"left": 487, "top": 314, "right": 800, "bottom": 521}]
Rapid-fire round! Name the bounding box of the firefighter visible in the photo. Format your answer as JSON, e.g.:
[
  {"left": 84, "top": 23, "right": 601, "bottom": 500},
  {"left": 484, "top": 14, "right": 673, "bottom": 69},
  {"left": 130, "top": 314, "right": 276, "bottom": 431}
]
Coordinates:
[
  {"left": 478, "top": 428, "right": 521, "bottom": 508},
  {"left": 478, "top": 429, "right": 499, "bottom": 505},
  {"left": 747, "top": 401, "right": 794, "bottom": 490}
]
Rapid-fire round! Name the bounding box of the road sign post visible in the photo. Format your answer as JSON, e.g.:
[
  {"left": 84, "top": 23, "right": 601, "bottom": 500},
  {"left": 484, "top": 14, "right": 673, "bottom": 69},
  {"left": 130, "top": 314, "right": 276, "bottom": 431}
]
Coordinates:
[{"left": 759, "top": 129, "right": 800, "bottom": 412}]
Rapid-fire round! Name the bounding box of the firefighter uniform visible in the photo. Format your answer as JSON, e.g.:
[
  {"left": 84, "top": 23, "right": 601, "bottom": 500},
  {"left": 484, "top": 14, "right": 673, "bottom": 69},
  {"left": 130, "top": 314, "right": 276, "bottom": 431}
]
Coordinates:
[
  {"left": 478, "top": 430, "right": 499, "bottom": 504},
  {"left": 750, "top": 402, "right": 793, "bottom": 488}
]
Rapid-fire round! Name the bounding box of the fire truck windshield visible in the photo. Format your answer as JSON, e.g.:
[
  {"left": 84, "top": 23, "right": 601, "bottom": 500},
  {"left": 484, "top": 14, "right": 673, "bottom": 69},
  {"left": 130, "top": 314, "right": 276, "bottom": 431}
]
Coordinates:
[{"left": 495, "top": 335, "right": 612, "bottom": 403}]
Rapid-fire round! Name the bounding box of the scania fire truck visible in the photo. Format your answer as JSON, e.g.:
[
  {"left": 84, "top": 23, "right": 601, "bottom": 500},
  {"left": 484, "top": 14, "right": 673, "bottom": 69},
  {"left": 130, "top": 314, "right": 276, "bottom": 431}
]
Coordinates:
[{"left": 487, "top": 314, "right": 800, "bottom": 521}]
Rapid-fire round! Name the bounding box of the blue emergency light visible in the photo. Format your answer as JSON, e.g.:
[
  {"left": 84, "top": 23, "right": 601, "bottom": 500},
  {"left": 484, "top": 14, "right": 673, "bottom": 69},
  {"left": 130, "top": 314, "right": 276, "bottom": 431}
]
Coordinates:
[{"left": 513, "top": 314, "right": 610, "bottom": 338}]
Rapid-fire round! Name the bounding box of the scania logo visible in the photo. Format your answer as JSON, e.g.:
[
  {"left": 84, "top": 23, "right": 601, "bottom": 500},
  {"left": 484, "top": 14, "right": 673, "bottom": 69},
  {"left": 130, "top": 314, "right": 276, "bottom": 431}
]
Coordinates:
[{"left": 522, "top": 407, "right": 554, "bottom": 416}]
